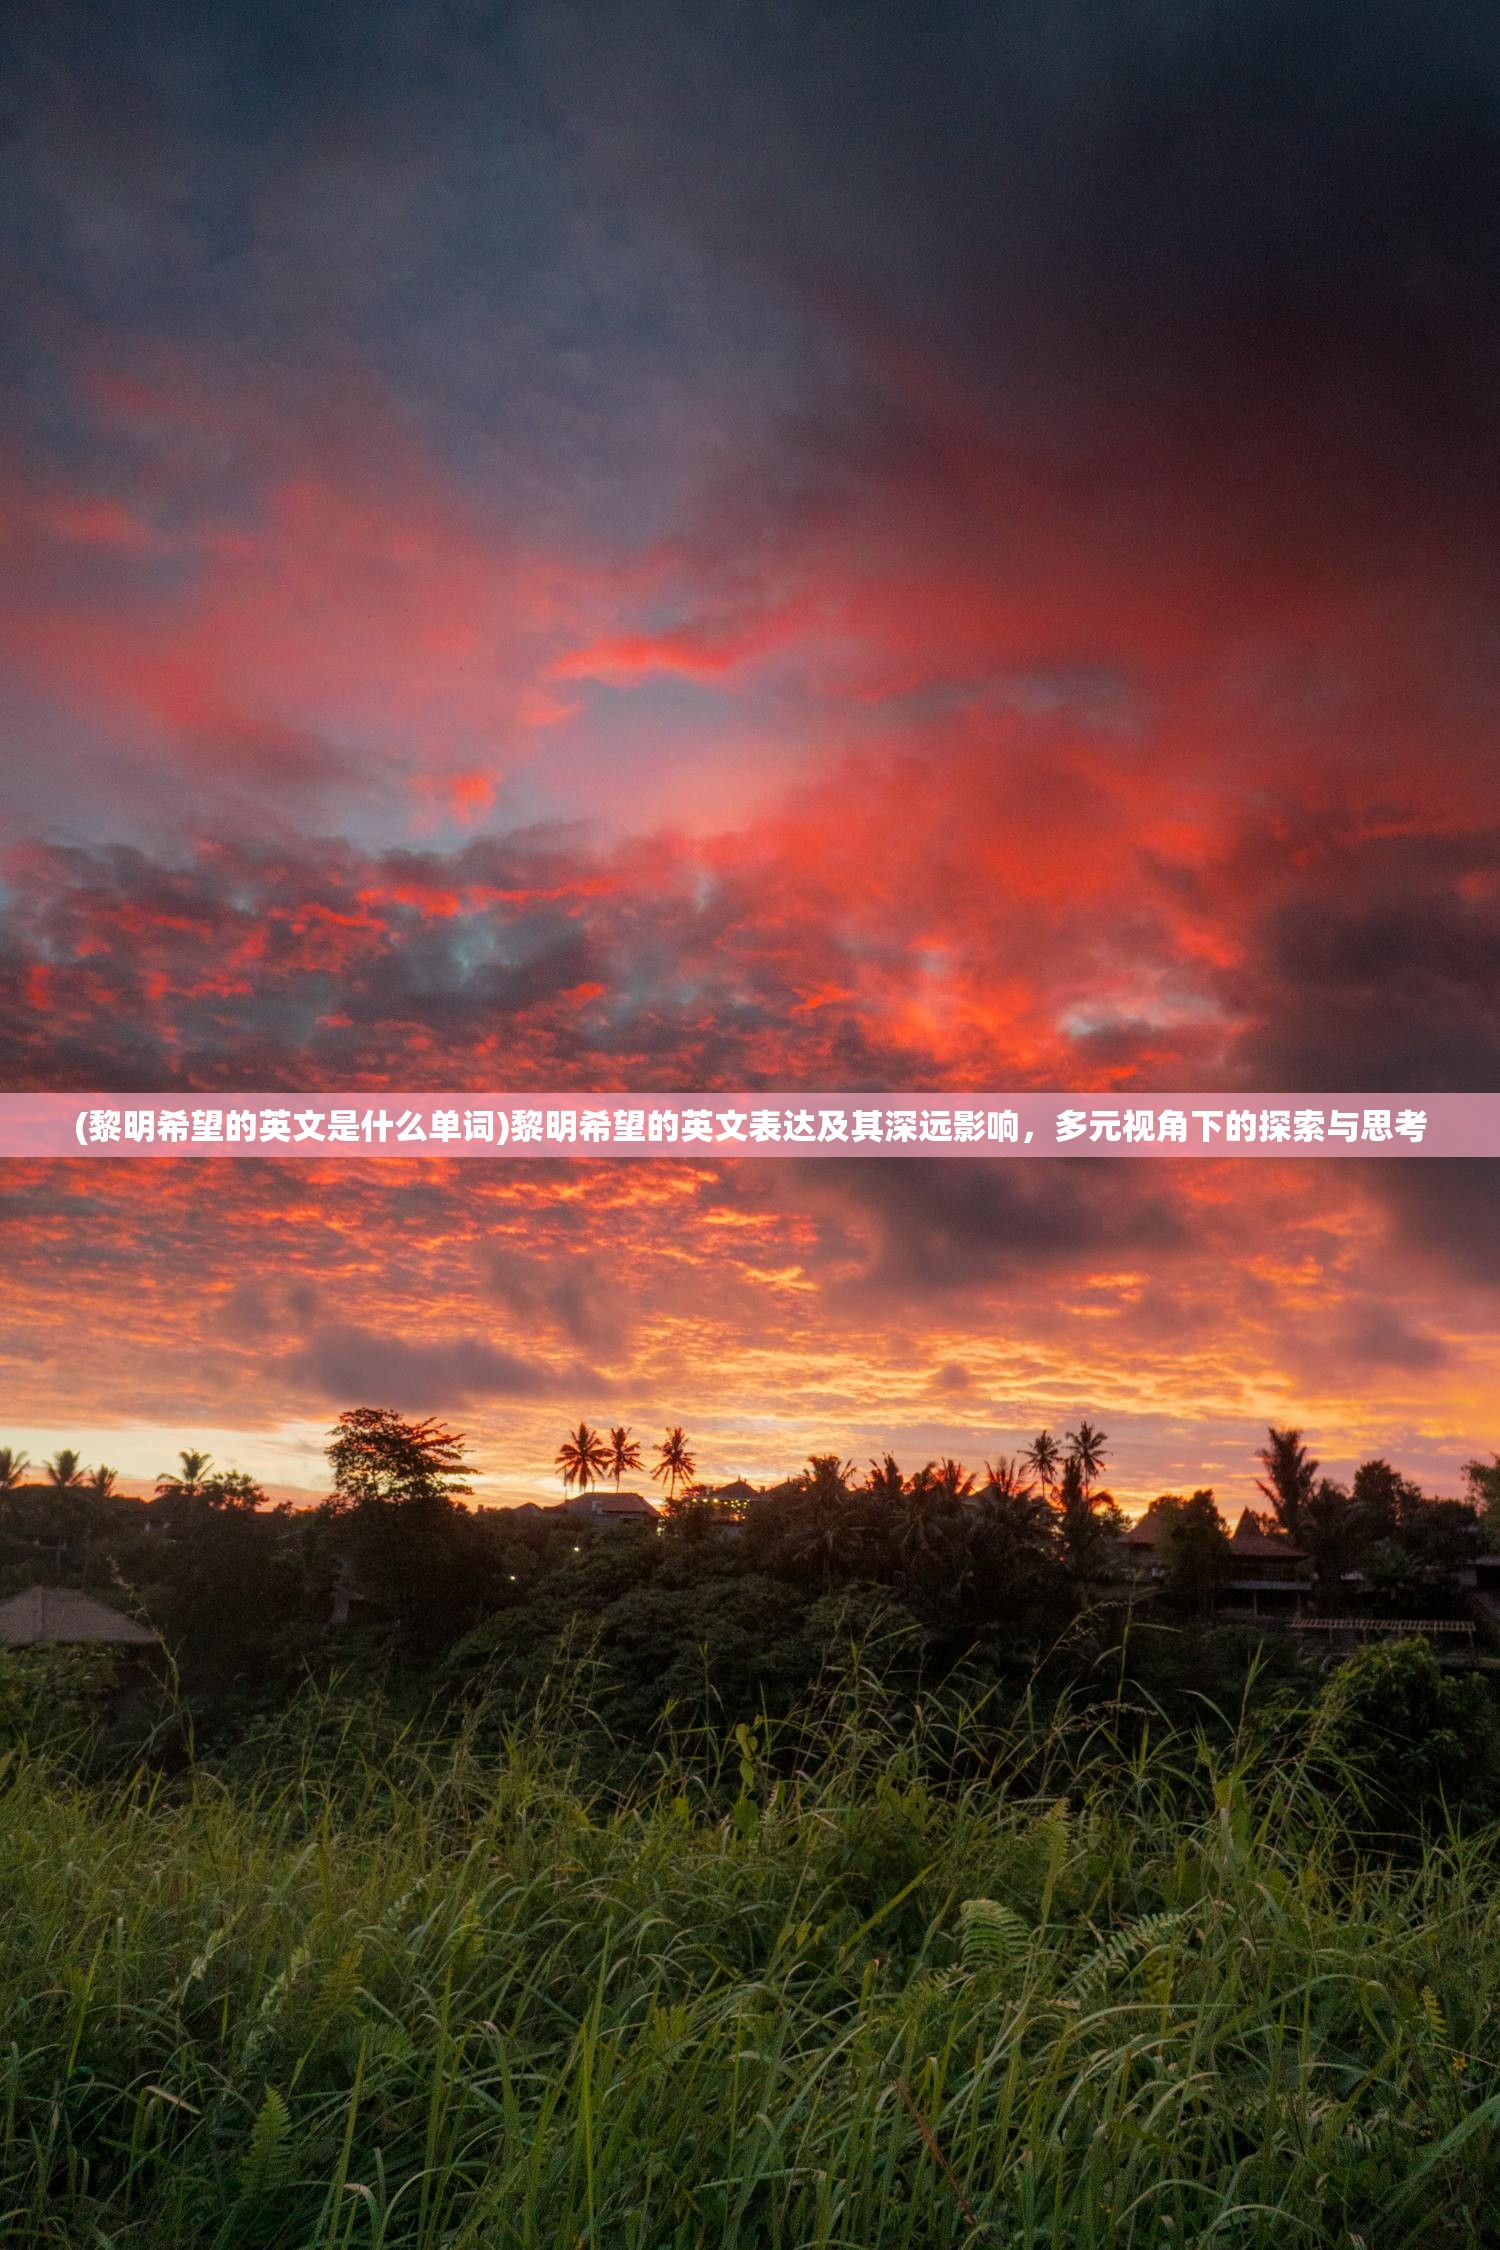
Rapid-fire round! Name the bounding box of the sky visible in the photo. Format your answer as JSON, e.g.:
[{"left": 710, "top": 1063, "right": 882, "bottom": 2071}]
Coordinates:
[{"left": 2, "top": 0, "right": 1499, "bottom": 1511}]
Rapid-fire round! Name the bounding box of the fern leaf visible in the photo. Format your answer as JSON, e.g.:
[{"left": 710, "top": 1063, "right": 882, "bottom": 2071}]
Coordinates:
[{"left": 238, "top": 2084, "right": 291, "bottom": 2199}]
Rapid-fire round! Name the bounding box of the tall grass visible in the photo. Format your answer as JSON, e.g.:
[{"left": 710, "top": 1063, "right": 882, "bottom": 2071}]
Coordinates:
[{"left": 1, "top": 1654, "right": 1497, "bottom": 2247}]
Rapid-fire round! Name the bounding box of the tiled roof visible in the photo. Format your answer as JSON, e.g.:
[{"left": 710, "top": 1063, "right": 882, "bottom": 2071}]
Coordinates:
[
  {"left": 0, "top": 1586, "right": 157, "bottom": 1646},
  {"left": 1229, "top": 1520, "right": 1308, "bottom": 1559}
]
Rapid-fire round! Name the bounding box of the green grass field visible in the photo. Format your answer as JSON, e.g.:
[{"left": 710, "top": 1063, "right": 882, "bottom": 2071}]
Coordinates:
[{"left": 2, "top": 1658, "right": 1498, "bottom": 2248}]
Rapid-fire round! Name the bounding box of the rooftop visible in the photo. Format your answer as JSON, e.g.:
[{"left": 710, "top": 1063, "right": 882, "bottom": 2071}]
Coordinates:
[{"left": 0, "top": 1585, "right": 157, "bottom": 1647}]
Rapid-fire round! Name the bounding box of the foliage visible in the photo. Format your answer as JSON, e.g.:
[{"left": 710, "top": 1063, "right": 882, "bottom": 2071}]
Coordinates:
[
  {"left": 324, "top": 1408, "right": 483, "bottom": 1657},
  {"left": 652, "top": 1426, "right": 697, "bottom": 1502},
  {"left": 1256, "top": 1426, "right": 1319, "bottom": 1539},
  {"left": 1, "top": 1673, "right": 1499, "bottom": 2245},
  {"left": 0, "top": 1643, "right": 120, "bottom": 1752},
  {"left": 1146, "top": 1488, "right": 1232, "bottom": 1613},
  {"left": 326, "top": 1409, "right": 472, "bottom": 1511},
  {"left": 555, "top": 1421, "right": 611, "bottom": 1493},
  {"left": 1466, "top": 1455, "right": 1500, "bottom": 1549},
  {"left": 1316, "top": 1637, "right": 1497, "bottom": 1823}
]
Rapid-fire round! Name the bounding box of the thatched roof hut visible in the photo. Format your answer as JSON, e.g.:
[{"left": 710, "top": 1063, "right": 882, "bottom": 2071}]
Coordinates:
[{"left": 0, "top": 1586, "right": 157, "bottom": 1647}]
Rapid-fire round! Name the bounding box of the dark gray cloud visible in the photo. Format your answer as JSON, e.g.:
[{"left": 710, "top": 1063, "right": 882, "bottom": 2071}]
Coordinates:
[
  {"left": 0, "top": 828, "right": 905, "bottom": 1093},
  {"left": 1374, "top": 1160, "right": 1500, "bottom": 1295},
  {"left": 803, "top": 1157, "right": 1188, "bottom": 1297},
  {"left": 1226, "top": 833, "right": 1500, "bottom": 1093},
  {"left": 481, "top": 1243, "right": 631, "bottom": 1359},
  {"left": 1338, "top": 1302, "right": 1452, "bottom": 1372},
  {"left": 285, "top": 1321, "right": 598, "bottom": 1411},
  {"left": 537, "top": 0, "right": 1500, "bottom": 543}
]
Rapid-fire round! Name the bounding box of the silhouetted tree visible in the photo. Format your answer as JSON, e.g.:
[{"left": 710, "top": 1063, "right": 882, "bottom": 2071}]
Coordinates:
[
  {"left": 325, "top": 1407, "right": 477, "bottom": 1654},
  {"left": 983, "top": 1456, "right": 1037, "bottom": 1502},
  {"left": 772, "top": 1457, "right": 862, "bottom": 1585},
  {"left": 202, "top": 1468, "right": 268, "bottom": 1511},
  {"left": 556, "top": 1423, "right": 610, "bottom": 1494},
  {"left": 1301, "top": 1477, "right": 1357, "bottom": 1610},
  {"left": 1351, "top": 1459, "right": 1424, "bottom": 1547},
  {"left": 1066, "top": 1422, "right": 1109, "bottom": 1491},
  {"left": 896, "top": 1465, "right": 968, "bottom": 1578},
  {"left": 0, "top": 1446, "right": 30, "bottom": 1495},
  {"left": 1023, "top": 1430, "right": 1063, "bottom": 1492},
  {"left": 327, "top": 1409, "right": 471, "bottom": 1511},
  {"left": 1255, "top": 1427, "right": 1318, "bottom": 1540},
  {"left": 1054, "top": 1454, "right": 1123, "bottom": 1589},
  {"left": 1464, "top": 1456, "right": 1500, "bottom": 1547},
  {"left": 156, "top": 1449, "right": 214, "bottom": 1501},
  {"left": 1152, "top": 1490, "right": 1232, "bottom": 1615},
  {"left": 865, "top": 1454, "right": 907, "bottom": 1503},
  {"left": 606, "top": 1426, "right": 643, "bottom": 1490},
  {"left": 40, "top": 1450, "right": 91, "bottom": 1573},
  {"left": 82, "top": 1466, "right": 119, "bottom": 1570},
  {"left": 932, "top": 1457, "right": 976, "bottom": 1500},
  {"left": 969, "top": 1479, "right": 1064, "bottom": 1629},
  {"left": 651, "top": 1427, "right": 697, "bottom": 1504}
]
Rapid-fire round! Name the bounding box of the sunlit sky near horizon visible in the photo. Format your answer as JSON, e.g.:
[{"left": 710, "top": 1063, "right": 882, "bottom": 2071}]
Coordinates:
[{"left": 4, "top": 0, "right": 1500, "bottom": 1514}]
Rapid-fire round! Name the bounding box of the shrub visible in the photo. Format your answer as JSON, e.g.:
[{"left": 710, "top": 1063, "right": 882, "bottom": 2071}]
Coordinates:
[{"left": 1316, "top": 1636, "right": 1497, "bottom": 1820}]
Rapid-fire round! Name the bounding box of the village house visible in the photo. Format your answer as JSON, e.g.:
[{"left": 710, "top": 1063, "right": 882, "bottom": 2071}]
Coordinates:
[
  {"left": 0, "top": 1585, "right": 158, "bottom": 1648},
  {"left": 1221, "top": 1513, "right": 1314, "bottom": 1617}
]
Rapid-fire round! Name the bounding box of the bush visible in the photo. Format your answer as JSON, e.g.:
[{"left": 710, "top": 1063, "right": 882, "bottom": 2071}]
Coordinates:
[
  {"left": 0, "top": 1643, "right": 119, "bottom": 1752},
  {"left": 1316, "top": 1636, "right": 1498, "bottom": 1820}
]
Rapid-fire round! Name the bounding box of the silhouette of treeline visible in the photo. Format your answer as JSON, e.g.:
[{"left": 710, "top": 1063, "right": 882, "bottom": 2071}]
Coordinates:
[{"left": 3, "top": 1416, "right": 1499, "bottom": 1749}]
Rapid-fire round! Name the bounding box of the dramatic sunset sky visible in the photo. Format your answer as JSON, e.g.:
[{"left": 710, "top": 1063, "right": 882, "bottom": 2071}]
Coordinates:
[{"left": 3, "top": 0, "right": 1499, "bottom": 1509}]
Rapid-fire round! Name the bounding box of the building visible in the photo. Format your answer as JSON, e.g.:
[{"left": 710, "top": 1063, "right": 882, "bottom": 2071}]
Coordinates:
[
  {"left": 503, "top": 1490, "right": 661, "bottom": 1527},
  {"left": 703, "top": 1478, "right": 760, "bottom": 1508},
  {"left": 1221, "top": 1513, "right": 1313, "bottom": 1616},
  {"left": 1118, "top": 1509, "right": 1167, "bottom": 1584},
  {"left": 560, "top": 1489, "right": 661, "bottom": 1526},
  {"left": 0, "top": 1585, "right": 158, "bottom": 1648}
]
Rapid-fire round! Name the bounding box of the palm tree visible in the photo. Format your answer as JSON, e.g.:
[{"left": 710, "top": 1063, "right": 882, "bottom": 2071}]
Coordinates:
[
  {"left": 0, "top": 1447, "right": 30, "bottom": 1494},
  {"left": 1255, "top": 1426, "right": 1319, "bottom": 1540},
  {"left": 204, "top": 1469, "right": 267, "bottom": 1511},
  {"left": 156, "top": 1449, "right": 213, "bottom": 1500},
  {"left": 983, "top": 1456, "right": 1037, "bottom": 1501},
  {"left": 651, "top": 1427, "right": 697, "bottom": 1504},
  {"left": 787, "top": 1457, "right": 862, "bottom": 1582},
  {"left": 1066, "top": 1421, "right": 1109, "bottom": 1493},
  {"left": 606, "top": 1425, "right": 643, "bottom": 1490},
  {"left": 40, "top": 1449, "right": 91, "bottom": 1577},
  {"left": 865, "top": 1453, "right": 907, "bottom": 1503},
  {"left": 1054, "top": 1453, "right": 1120, "bottom": 1585},
  {"left": 933, "top": 1457, "right": 976, "bottom": 1500},
  {"left": 897, "top": 1462, "right": 969, "bottom": 1575},
  {"left": 555, "top": 1422, "right": 611, "bottom": 1494},
  {"left": 1022, "top": 1430, "right": 1063, "bottom": 1492},
  {"left": 799, "top": 1454, "right": 855, "bottom": 1503},
  {"left": 70, "top": 1465, "right": 118, "bottom": 1587}
]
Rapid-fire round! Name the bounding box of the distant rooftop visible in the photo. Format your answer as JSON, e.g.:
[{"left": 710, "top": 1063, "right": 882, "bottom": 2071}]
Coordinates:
[
  {"left": 1231, "top": 1513, "right": 1307, "bottom": 1559},
  {"left": 0, "top": 1586, "right": 157, "bottom": 1647},
  {"left": 560, "top": 1489, "right": 660, "bottom": 1518}
]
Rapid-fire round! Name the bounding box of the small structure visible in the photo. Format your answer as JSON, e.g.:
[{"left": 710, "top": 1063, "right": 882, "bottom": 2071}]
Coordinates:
[
  {"left": 1118, "top": 1509, "right": 1167, "bottom": 1584},
  {"left": 1469, "top": 1552, "right": 1500, "bottom": 1597},
  {"left": 561, "top": 1489, "right": 660, "bottom": 1526},
  {"left": 0, "top": 1585, "right": 157, "bottom": 1648},
  {"left": 1294, "top": 1615, "right": 1475, "bottom": 1646},
  {"left": 1221, "top": 1514, "right": 1312, "bottom": 1617},
  {"left": 330, "top": 1557, "right": 379, "bottom": 1626}
]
